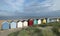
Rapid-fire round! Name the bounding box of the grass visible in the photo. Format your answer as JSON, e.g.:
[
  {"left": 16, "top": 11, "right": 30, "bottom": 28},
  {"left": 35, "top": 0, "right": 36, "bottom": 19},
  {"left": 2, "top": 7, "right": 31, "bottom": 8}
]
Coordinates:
[
  {"left": 42, "top": 28, "right": 56, "bottom": 36},
  {"left": 8, "top": 27, "right": 56, "bottom": 36},
  {"left": 8, "top": 31, "right": 19, "bottom": 36},
  {"left": 52, "top": 27, "right": 60, "bottom": 36},
  {"left": 8, "top": 27, "right": 43, "bottom": 36},
  {"left": 8, "top": 22, "right": 60, "bottom": 36}
]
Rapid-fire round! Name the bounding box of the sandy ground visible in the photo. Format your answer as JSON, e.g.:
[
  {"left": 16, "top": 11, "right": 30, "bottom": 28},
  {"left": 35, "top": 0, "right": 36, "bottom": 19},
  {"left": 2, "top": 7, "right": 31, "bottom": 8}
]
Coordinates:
[{"left": 0, "top": 28, "right": 22, "bottom": 36}]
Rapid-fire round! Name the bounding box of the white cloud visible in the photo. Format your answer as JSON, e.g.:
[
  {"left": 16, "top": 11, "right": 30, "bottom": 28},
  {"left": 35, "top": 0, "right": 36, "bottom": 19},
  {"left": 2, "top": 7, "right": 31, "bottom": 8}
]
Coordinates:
[
  {"left": 39, "top": 0, "right": 53, "bottom": 7},
  {"left": 24, "top": 0, "right": 60, "bottom": 13},
  {"left": 49, "top": 0, "right": 60, "bottom": 11},
  {"left": 0, "top": 0, "right": 60, "bottom": 16},
  {"left": 4, "top": 0, "right": 24, "bottom": 12},
  {"left": 24, "top": 0, "right": 54, "bottom": 13}
]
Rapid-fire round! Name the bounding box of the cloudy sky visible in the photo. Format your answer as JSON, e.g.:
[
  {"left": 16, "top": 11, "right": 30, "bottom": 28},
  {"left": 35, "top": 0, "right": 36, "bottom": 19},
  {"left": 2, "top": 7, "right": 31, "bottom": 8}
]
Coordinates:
[{"left": 0, "top": 0, "right": 60, "bottom": 16}]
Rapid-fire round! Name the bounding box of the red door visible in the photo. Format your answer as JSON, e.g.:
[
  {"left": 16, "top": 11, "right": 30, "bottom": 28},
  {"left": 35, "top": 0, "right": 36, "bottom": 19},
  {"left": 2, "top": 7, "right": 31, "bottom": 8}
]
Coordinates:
[{"left": 28, "top": 19, "right": 33, "bottom": 26}]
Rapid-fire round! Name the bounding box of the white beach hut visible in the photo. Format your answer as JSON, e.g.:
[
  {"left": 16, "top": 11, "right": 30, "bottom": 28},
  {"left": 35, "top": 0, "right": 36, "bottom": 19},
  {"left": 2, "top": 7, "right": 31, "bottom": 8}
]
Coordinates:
[
  {"left": 47, "top": 18, "right": 50, "bottom": 23},
  {"left": 17, "top": 21, "right": 23, "bottom": 28},
  {"left": 38, "top": 19, "right": 41, "bottom": 24},
  {"left": 23, "top": 20, "right": 28, "bottom": 27},
  {"left": 57, "top": 18, "right": 59, "bottom": 22}
]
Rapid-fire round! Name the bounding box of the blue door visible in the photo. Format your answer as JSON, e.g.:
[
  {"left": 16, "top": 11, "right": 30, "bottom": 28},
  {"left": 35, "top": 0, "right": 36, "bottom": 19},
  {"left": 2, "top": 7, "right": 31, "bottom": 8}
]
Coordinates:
[
  {"left": 10, "top": 22, "right": 16, "bottom": 29},
  {"left": 34, "top": 19, "right": 38, "bottom": 25},
  {"left": 2, "top": 22, "right": 9, "bottom": 30}
]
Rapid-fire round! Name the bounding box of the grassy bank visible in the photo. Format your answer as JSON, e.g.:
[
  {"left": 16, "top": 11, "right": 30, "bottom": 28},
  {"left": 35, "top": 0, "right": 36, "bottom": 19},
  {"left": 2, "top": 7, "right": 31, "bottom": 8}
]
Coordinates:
[{"left": 8, "top": 22, "right": 60, "bottom": 36}]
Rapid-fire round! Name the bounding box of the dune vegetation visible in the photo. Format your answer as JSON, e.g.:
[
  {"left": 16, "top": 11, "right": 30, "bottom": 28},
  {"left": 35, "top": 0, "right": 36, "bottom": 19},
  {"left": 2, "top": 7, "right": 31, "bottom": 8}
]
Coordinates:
[{"left": 8, "top": 22, "right": 60, "bottom": 36}]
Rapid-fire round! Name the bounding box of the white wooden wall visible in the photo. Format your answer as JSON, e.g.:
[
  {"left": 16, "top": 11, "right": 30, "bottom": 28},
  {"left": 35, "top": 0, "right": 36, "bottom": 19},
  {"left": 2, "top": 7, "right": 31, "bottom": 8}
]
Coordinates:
[
  {"left": 23, "top": 21, "right": 28, "bottom": 27},
  {"left": 17, "top": 21, "right": 23, "bottom": 28},
  {"left": 38, "top": 19, "right": 41, "bottom": 24}
]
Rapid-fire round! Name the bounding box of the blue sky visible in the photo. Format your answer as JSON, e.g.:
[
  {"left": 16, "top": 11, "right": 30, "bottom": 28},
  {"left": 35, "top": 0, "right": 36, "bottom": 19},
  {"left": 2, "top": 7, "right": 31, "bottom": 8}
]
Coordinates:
[{"left": 0, "top": 0, "right": 60, "bottom": 16}]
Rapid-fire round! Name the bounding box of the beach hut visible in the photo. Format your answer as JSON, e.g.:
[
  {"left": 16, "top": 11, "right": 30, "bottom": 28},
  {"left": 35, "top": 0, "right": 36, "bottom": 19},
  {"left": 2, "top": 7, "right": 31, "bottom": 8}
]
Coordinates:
[
  {"left": 57, "top": 18, "right": 59, "bottom": 22},
  {"left": 28, "top": 19, "right": 33, "bottom": 26},
  {"left": 47, "top": 18, "right": 50, "bottom": 23},
  {"left": 34, "top": 19, "right": 38, "bottom": 25},
  {"left": 17, "top": 21, "right": 23, "bottom": 28},
  {"left": 2, "top": 21, "right": 9, "bottom": 30},
  {"left": 38, "top": 19, "right": 41, "bottom": 24},
  {"left": 10, "top": 21, "right": 16, "bottom": 29},
  {"left": 23, "top": 20, "right": 28, "bottom": 27},
  {"left": 49, "top": 18, "right": 57, "bottom": 22},
  {"left": 42, "top": 18, "right": 46, "bottom": 24}
]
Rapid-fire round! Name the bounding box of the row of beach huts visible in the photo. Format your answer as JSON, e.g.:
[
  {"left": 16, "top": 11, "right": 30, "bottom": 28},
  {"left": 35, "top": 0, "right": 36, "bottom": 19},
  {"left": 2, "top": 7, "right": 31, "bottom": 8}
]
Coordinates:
[{"left": 0, "top": 18, "right": 60, "bottom": 30}]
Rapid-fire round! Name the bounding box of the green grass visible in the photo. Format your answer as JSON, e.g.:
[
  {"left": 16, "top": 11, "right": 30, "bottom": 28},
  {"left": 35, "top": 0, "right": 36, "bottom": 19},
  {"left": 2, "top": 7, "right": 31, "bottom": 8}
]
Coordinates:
[
  {"left": 8, "top": 31, "right": 19, "bottom": 36},
  {"left": 8, "top": 22, "right": 60, "bottom": 36},
  {"left": 42, "top": 28, "right": 56, "bottom": 36},
  {"left": 8, "top": 27, "right": 43, "bottom": 36},
  {"left": 52, "top": 27, "right": 60, "bottom": 36},
  {"left": 8, "top": 27, "right": 56, "bottom": 36}
]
